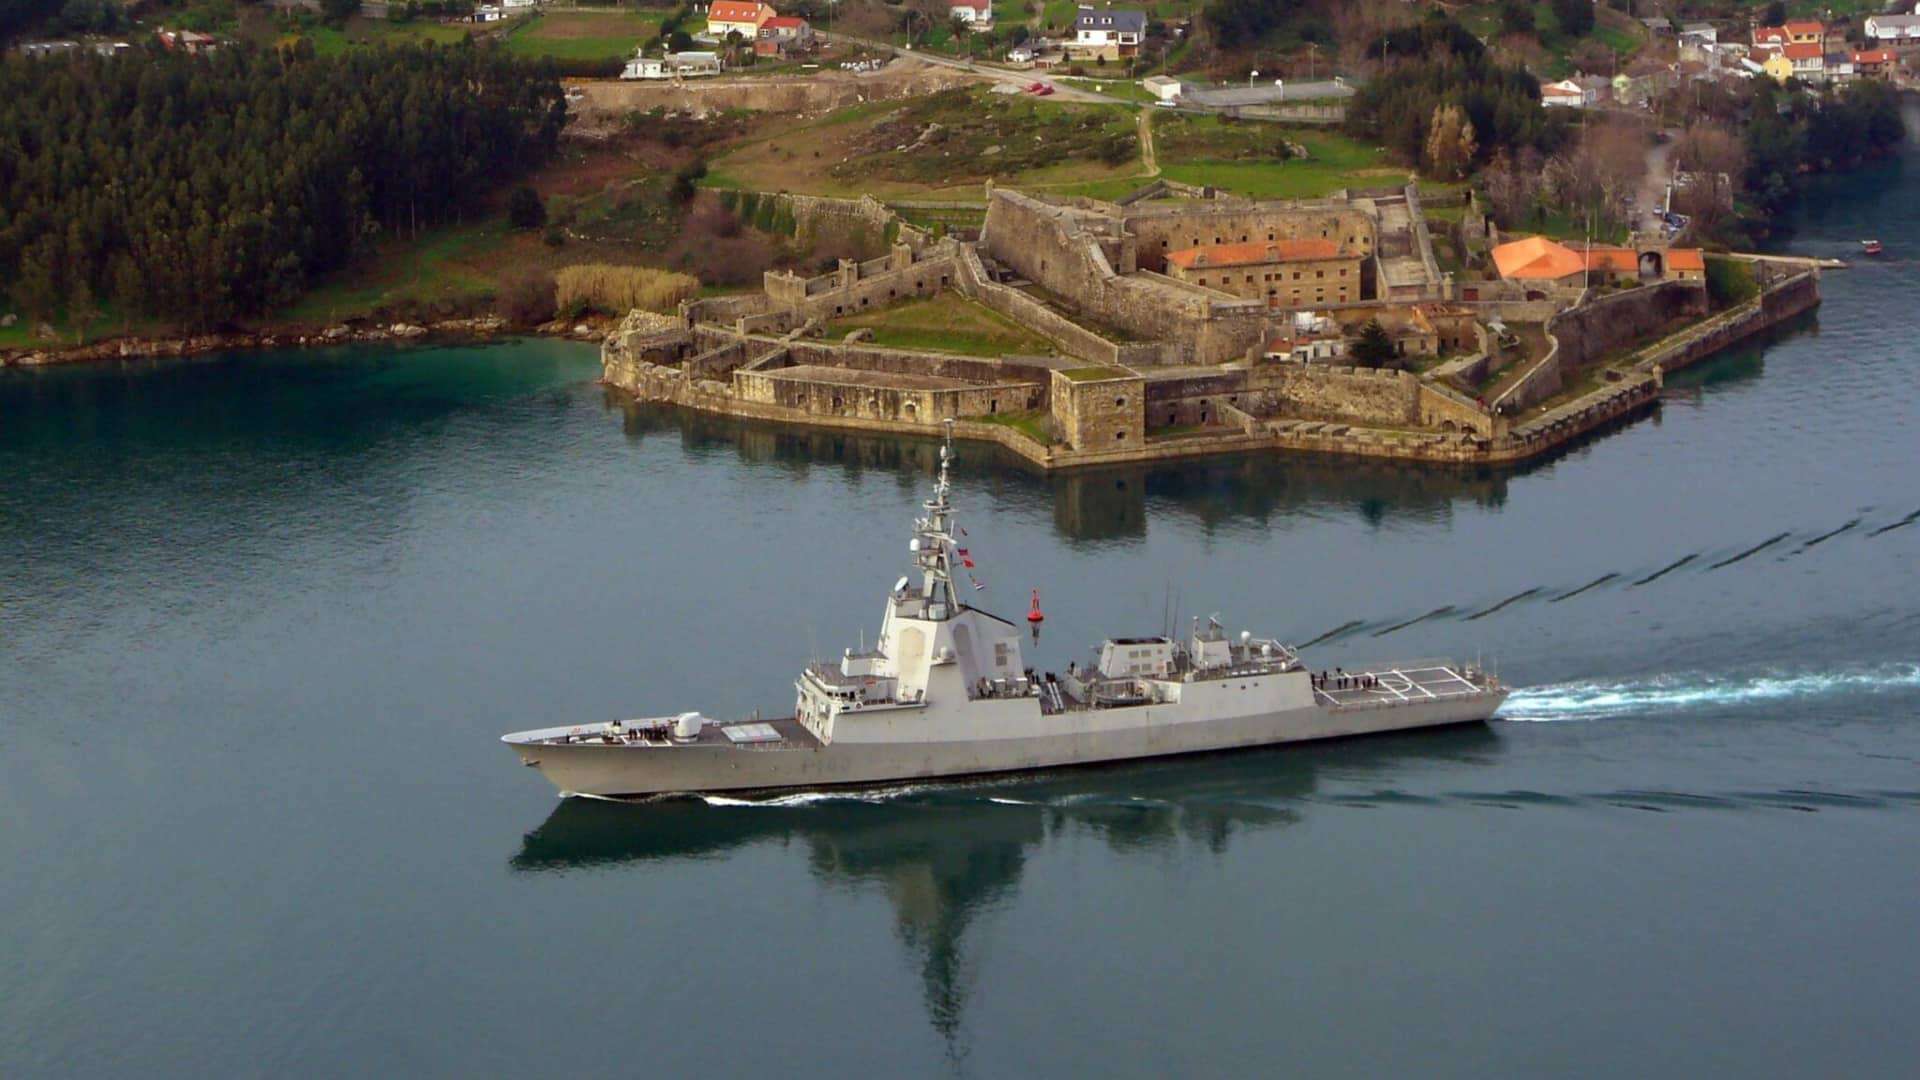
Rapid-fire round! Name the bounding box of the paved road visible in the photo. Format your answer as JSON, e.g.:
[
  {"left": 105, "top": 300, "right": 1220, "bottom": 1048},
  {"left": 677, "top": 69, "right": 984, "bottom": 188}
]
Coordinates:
[{"left": 1635, "top": 135, "right": 1674, "bottom": 237}]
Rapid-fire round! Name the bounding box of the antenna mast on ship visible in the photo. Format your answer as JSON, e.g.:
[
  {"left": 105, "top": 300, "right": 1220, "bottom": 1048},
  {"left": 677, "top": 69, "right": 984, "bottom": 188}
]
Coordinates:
[{"left": 912, "top": 421, "right": 964, "bottom": 620}]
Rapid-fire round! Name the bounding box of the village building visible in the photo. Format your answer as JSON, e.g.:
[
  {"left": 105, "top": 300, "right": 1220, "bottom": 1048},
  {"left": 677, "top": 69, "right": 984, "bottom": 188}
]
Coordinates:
[
  {"left": 1540, "top": 80, "right": 1586, "bottom": 108},
  {"left": 1071, "top": 6, "right": 1146, "bottom": 60},
  {"left": 948, "top": 0, "right": 992, "bottom": 27},
  {"left": 707, "top": 0, "right": 776, "bottom": 40},
  {"left": 1264, "top": 312, "right": 1346, "bottom": 363},
  {"left": 1864, "top": 13, "right": 1920, "bottom": 50},
  {"left": 1764, "top": 42, "right": 1823, "bottom": 83},
  {"left": 1141, "top": 74, "right": 1183, "bottom": 102},
  {"left": 1854, "top": 48, "right": 1898, "bottom": 79},
  {"left": 622, "top": 50, "right": 724, "bottom": 80},
  {"left": 1162, "top": 239, "right": 1363, "bottom": 308},
  {"left": 1782, "top": 19, "right": 1825, "bottom": 47},
  {"left": 754, "top": 15, "right": 812, "bottom": 56}
]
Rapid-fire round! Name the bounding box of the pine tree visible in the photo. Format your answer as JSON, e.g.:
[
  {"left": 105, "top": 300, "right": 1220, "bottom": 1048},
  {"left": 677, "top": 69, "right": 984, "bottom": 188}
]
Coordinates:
[{"left": 1350, "top": 319, "right": 1397, "bottom": 368}]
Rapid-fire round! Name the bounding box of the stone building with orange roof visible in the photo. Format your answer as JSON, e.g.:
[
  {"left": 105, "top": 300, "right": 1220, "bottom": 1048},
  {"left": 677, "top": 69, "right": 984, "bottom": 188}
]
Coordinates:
[
  {"left": 1161, "top": 238, "right": 1364, "bottom": 308},
  {"left": 1491, "top": 236, "right": 1706, "bottom": 292}
]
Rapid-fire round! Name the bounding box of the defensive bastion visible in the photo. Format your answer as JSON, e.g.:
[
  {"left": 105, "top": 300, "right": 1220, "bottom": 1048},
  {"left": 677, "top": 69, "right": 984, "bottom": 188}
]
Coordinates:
[{"left": 599, "top": 184, "right": 1819, "bottom": 470}]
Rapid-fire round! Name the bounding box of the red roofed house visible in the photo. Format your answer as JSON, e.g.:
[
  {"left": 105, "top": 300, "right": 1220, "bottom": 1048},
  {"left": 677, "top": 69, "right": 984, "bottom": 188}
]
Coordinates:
[
  {"left": 1752, "top": 25, "right": 1788, "bottom": 47},
  {"left": 1782, "top": 41, "right": 1825, "bottom": 81},
  {"left": 1162, "top": 239, "right": 1363, "bottom": 307},
  {"left": 948, "top": 0, "right": 993, "bottom": 26},
  {"left": 1854, "top": 48, "right": 1897, "bottom": 79},
  {"left": 1782, "top": 19, "right": 1825, "bottom": 46},
  {"left": 754, "top": 13, "right": 812, "bottom": 55},
  {"left": 707, "top": 1, "right": 776, "bottom": 40}
]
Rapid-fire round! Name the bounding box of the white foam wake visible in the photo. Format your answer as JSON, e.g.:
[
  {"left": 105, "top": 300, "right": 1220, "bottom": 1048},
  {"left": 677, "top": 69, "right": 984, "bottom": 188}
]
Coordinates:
[
  {"left": 1499, "top": 662, "right": 1920, "bottom": 722},
  {"left": 696, "top": 783, "right": 933, "bottom": 807}
]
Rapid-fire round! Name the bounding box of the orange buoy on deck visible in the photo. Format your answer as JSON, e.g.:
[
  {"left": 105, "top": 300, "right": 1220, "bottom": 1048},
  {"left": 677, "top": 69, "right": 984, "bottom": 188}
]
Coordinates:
[{"left": 1028, "top": 588, "right": 1045, "bottom": 623}]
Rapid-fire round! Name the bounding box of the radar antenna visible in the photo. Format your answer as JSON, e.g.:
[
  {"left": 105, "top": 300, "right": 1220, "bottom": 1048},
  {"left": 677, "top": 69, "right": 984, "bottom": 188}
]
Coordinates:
[{"left": 909, "top": 421, "right": 964, "bottom": 620}]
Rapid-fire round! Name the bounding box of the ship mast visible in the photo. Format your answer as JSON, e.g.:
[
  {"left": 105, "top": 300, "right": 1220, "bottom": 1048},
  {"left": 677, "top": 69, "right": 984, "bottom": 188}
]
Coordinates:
[{"left": 912, "top": 421, "right": 963, "bottom": 620}]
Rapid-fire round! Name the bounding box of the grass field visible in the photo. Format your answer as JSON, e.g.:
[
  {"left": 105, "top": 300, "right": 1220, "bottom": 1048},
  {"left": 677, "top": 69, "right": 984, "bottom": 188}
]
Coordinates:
[
  {"left": 280, "top": 225, "right": 503, "bottom": 324},
  {"left": 969, "top": 409, "right": 1053, "bottom": 444},
  {"left": 1051, "top": 120, "right": 1425, "bottom": 200},
  {"left": 825, "top": 293, "right": 1058, "bottom": 356},
  {"left": 296, "top": 18, "right": 474, "bottom": 56},
  {"left": 502, "top": 11, "right": 665, "bottom": 61},
  {"left": 706, "top": 90, "right": 1144, "bottom": 200}
]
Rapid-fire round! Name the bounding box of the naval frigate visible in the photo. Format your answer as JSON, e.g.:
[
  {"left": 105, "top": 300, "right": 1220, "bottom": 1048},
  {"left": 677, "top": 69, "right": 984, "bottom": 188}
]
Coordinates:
[{"left": 502, "top": 424, "right": 1507, "bottom": 797}]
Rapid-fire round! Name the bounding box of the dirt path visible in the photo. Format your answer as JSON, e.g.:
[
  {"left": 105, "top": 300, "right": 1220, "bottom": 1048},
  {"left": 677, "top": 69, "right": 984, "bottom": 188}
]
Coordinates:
[{"left": 1138, "top": 108, "right": 1159, "bottom": 176}]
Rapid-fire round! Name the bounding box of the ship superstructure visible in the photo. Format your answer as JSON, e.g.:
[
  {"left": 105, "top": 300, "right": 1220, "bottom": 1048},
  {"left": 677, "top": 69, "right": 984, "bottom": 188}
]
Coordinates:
[{"left": 503, "top": 425, "right": 1506, "bottom": 797}]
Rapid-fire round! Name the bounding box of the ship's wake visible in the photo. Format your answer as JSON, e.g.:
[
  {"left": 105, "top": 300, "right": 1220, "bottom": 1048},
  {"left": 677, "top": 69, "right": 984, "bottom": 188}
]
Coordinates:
[{"left": 1499, "top": 662, "right": 1920, "bottom": 721}]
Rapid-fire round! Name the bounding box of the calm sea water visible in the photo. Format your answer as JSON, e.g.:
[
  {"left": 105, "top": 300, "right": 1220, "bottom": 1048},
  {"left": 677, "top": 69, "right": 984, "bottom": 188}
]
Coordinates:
[{"left": 6, "top": 163, "right": 1920, "bottom": 1075}]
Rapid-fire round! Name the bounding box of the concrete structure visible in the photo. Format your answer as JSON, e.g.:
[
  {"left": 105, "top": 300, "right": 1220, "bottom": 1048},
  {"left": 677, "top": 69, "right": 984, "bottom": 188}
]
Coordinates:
[{"left": 1141, "top": 74, "right": 1183, "bottom": 102}]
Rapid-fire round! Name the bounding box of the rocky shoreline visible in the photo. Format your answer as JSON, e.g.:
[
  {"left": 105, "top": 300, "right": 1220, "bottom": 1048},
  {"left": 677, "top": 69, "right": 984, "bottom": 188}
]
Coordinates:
[{"left": 0, "top": 314, "right": 617, "bottom": 369}]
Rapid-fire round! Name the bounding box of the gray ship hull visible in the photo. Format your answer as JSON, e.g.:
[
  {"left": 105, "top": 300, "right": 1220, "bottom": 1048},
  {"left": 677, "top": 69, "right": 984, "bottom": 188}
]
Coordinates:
[{"left": 507, "top": 691, "right": 1504, "bottom": 798}]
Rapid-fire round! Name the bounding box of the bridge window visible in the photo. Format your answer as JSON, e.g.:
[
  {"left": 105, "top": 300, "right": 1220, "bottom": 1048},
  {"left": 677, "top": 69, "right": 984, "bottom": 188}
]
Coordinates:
[{"left": 1114, "top": 430, "right": 1127, "bottom": 441}]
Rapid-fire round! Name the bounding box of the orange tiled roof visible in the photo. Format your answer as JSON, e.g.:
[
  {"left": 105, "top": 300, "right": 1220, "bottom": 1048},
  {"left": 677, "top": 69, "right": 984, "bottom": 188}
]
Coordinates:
[
  {"left": 1490, "top": 236, "right": 1586, "bottom": 280},
  {"left": 1754, "top": 26, "right": 1788, "bottom": 44},
  {"left": 1665, "top": 248, "right": 1705, "bottom": 272},
  {"left": 1783, "top": 19, "right": 1826, "bottom": 35},
  {"left": 1855, "top": 48, "right": 1896, "bottom": 64},
  {"left": 709, "top": 1, "right": 770, "bottom": 22},
  {"left": 1782, "top": 42, "right": 1823, "bottom": 60},
  {"left": 1165, "top": 239, "right": 1343, "bottom": 269}
]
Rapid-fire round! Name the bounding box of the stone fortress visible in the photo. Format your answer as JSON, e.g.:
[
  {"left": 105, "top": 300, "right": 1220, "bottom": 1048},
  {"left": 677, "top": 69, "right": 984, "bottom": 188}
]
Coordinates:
[{"left": 602, "top": 181, "right": 1819, "bottom": 469}]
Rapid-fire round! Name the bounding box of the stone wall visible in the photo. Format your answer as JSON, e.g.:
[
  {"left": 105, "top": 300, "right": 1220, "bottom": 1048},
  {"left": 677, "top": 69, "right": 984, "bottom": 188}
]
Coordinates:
[
  {"left": 954, "top": 245, "right": 1121, "bottom": 363},
  {"left": 1550, "top": 281, "right": 1709, "bottom": 371},
  {"left": 734, "top": 369, "right": 1029, "bottom": 426},
  {"left": 1494, "top": 281, "right": 1707, "bottom": 411},
  {"left": 1122, "top": 205, "right": 1377, "bottom": 275},
  {"left": 1417, "top": 381, "right": 1500, "bottom": 437},
  {"left": 1051, "top": 369, "right": 1146, "bottom": 450},
  {"left": 778, "top": 340, "right": 1051, "bottom": 388},
  {"left": 1250, "top": 364, "right": 1418, "bottom": 426}
]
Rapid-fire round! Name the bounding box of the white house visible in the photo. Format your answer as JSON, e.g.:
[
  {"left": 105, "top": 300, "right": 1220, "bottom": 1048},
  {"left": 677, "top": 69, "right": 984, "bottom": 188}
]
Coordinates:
[
  {"left": 1540, "top": 79, "right": 1585, "bottom": 108},
  {"left": 948, "top": 0, "right": 992, "bottom": 27},
  {"left": 1865, "top": 13, "right": 1920, "bottom": 46},
  {"left": 1073, "top": 6, "right": 1146, "bottom": 57},
  {"left": 706, "top": 0, "right": 776, "bottom": 41}
]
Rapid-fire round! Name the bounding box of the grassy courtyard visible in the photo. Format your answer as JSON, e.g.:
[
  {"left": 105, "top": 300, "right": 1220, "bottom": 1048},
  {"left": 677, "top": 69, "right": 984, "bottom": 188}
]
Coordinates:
[{"left": 825, "top": 293, "right": 1058, "bottom": 356}]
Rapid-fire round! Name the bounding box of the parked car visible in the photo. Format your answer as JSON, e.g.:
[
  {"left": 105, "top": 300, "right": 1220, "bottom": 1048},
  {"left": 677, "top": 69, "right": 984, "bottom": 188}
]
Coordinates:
[{"left": 1026, "top": 81, "right": 1054, "bottom": 96}]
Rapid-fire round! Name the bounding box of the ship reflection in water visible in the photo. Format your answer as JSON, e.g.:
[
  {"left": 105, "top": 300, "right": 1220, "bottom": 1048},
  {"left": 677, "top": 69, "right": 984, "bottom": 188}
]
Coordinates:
[{"left": 511, "top": 726, "right": 1501, "bottom": 1046}]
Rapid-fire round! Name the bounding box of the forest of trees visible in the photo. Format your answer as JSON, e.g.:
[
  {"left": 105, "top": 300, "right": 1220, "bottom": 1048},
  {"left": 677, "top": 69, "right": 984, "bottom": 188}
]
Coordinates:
[
  {"left": 1744, "top": 80, "right": 1905, "bottom": 215},
  {"left": 1344, "top": 17, "right": 1564, "bottom": 176},
  {"left": 0, "top": 43, "right": 566, "bottom": 327}
]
